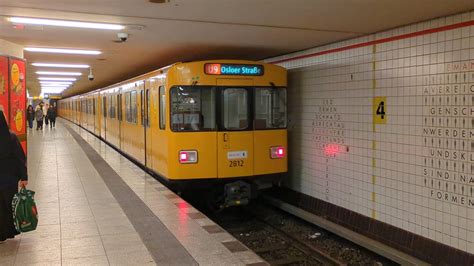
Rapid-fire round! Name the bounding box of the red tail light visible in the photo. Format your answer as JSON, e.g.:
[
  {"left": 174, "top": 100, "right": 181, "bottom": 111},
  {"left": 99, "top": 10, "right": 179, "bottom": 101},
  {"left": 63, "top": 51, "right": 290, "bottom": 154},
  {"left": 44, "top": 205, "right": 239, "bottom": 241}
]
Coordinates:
[{"left": 270, "top": 146, "right": 285, "bottom": 159}]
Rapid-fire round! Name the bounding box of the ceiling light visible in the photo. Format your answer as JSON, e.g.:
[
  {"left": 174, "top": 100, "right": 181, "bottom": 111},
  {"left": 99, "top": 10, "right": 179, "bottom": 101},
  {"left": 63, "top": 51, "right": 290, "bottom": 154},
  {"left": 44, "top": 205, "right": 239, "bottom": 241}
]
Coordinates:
[
  {"left": 36, "top": 71, "right": 82, "bottom": 76},
  {"left": 40, "top": 84, "right": 72, "bottom": 88},
  {"left": 9, "top": 17, "right": 124, "bottom": 30},
  {"left": 38, "top": 77, "right": 77, "bottom": 81},
  {"left": 42, "top": 86, "right": 68, "bottom": 90},
  {"left": 42, "top": 87, "right": 68, "bottom": 90},
  {"left": 42, "top": 89, "right": 66, "bottom": 94},
  {"left": 32, "top": 63, "right": 90, "bottom": 68},
  {"left": 40, "top": 81, "right": 73, "bottom": 85},
  {"left": 41, "top": 84, "right": 71, "bottom": 88},
  {"left": 41, "top": 87, "right": 67, "bottom": 92},
  {"left": 25, "top": 47, "right": 101, "bottom": 55},
  {"left": 41, "top": 84, "right": 70, "bottom": 87}
]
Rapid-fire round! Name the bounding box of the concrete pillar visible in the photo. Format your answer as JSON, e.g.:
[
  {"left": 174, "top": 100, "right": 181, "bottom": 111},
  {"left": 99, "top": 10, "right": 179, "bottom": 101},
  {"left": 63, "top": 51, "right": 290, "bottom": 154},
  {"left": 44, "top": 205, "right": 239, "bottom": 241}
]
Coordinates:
[{"left": 0, "top": 39, "right": 24, "bottom": 59}]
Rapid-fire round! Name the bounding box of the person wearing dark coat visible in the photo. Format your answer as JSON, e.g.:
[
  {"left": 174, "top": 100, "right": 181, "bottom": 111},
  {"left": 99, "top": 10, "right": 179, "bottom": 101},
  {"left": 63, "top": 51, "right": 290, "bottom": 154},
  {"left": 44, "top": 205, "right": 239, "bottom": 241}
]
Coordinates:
[
  {"left": 27, "top": 105, "right": 35, "bottom": 129},
  {"left": 47, "top": 105, "right": 57, "bottom": 128},
  {"left": 0, "top": 111, "right": 28, "bottom": 242}
]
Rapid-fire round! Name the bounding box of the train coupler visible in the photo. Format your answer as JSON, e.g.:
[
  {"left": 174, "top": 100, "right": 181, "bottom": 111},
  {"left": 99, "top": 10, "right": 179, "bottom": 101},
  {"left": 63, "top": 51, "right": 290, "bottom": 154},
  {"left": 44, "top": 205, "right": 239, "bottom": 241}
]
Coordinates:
[{"left": 224, "top": 181, "right": 251, "bottom": 207}]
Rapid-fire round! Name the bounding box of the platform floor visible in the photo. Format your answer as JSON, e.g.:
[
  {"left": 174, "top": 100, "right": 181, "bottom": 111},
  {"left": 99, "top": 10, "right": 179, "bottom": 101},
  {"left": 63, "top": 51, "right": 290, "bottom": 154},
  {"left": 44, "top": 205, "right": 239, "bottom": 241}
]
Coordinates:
[{"left": 0, "top": 119, "right": 266, "bottom": 266}]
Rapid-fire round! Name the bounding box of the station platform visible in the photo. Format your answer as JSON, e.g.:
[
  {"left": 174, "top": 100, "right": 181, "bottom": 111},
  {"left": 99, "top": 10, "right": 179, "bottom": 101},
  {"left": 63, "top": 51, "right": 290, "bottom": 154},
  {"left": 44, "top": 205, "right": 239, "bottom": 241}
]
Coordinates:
[{"left": 0, "top": 119, "right": 266, "bottom": 266}]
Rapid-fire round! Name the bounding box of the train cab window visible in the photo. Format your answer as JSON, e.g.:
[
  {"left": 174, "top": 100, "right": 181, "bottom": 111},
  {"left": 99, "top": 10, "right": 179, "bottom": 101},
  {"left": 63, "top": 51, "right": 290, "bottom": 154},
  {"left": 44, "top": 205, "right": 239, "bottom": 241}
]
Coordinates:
[
  {"left": 170, "top": 86, "right": 215, "bottom": 132},
  {"left": 254, "top": 88, "right": 287, "bottom": 129},
  {"left": 220, "top": 88, "right": 249, "bottom": 130},
  {"left": 159, "top": 86, "right": 166, "bottom": 129}
]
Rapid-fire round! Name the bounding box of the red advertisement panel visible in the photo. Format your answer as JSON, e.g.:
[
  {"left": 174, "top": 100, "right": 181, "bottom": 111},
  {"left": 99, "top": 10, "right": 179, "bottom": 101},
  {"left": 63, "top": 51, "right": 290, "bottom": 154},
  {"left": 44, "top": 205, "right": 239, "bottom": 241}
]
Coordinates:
[
  {"left": 0, "top": 56, "right": 8, "bottom": 122},
  {"left": 9, "top": 58, "right": 27, "bottom": 153}
]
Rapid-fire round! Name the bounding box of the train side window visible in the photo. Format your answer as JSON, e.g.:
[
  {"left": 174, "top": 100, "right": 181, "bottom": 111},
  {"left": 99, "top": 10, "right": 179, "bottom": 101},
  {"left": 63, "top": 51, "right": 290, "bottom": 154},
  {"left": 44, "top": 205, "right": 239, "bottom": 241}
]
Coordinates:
[
  {"left": 125, "top": 92, "right": 131, "bottom": 123},
  {"left": 103, "top": 96, "right": 107, "bottom": 118},
  {"left": 131, "top": 90, "right": 137, "bottom": 124},
  {"left": 117, "top": 94, "right": 121, "bottom": 121},
  {"left": 159, "top": 86, "right": 165, "bottom": 130},
  {"left": 109, "top": 95, "right": 116, "bottom": 119},
  {"left": 146, "top": 89, "right": 150, "bottom": 127},
  {"left": 140, "top": 90, "right": 145, "bottom": 126}
]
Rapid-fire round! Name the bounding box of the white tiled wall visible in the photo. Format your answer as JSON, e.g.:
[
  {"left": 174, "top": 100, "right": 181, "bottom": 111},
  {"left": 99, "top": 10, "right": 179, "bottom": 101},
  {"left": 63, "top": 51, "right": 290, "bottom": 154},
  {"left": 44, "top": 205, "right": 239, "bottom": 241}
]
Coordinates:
[{"left": 266, "top": 11, "right": 474, "bottom": 254}]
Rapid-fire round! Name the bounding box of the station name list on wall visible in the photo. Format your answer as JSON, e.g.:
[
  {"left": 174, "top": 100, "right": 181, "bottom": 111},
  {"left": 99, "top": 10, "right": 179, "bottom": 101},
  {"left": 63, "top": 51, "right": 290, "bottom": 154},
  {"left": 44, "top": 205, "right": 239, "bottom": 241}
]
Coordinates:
[{"left": 423, "top": 61, "right": 474, "bottom": 208}]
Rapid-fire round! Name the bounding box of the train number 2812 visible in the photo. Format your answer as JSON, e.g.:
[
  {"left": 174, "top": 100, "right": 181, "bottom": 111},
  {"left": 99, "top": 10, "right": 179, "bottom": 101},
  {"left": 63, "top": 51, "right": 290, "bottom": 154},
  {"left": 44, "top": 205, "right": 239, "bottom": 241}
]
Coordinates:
[{"left": 229, "top": 160, "right": 244, "bottom": 167}]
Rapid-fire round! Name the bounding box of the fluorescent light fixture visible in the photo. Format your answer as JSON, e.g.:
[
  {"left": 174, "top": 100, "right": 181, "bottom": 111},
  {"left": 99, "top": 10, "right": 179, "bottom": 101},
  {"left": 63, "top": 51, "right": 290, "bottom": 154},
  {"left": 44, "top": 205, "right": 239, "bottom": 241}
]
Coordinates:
[
  {"left": 9, "top": 17, "right": 124, "bottom": 30},
  {"left": 42, "top": 86, "right": 68, "bottom": 89},
  {"left": 38, "top": 77, "right": 77, "bottom": 81},
  {"left": 40, "top": 84, "right": 71, "bottom": 88},
  {"left": 32, "top": 63, "right": 90, "bottom": 68},
  {"left": 41, "top": 86, "right": 68, "bottom": 90},
  {"left": 36, "top": 71, "right": 82, "bottom": 76},
  {"left": 41, "top": 84, "right": 70, "bottom": 88},
  {"left": 40, "top": 81, "right": 73, "bottom": 85},
  {"left": 42, "top": 89, "right": 66, "bottom": 94},
  {"left": 42, "top": 88, "right": 68, "bottom": 92},
  {"left": 25, "top": 47, "right": 101, "bottom": 55}
]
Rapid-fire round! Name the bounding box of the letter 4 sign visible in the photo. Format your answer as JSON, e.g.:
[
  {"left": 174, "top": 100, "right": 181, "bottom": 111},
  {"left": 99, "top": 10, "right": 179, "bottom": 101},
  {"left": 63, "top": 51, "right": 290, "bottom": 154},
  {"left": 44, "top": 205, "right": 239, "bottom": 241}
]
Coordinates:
[
  {"left": 204, "top": 63, "right": 264, "bottom": 76},
  {"left": 373, "top": 97, "right": 387, "bottom": 124}
]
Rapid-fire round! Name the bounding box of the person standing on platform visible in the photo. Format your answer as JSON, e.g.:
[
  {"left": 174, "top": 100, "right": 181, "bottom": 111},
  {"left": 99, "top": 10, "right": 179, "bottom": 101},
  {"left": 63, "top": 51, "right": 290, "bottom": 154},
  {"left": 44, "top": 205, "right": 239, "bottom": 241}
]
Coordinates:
[
  {"left": 0, "top": 110, "right": 28, "bottom": 242},
  {"left": 47, "top": 105, "right": 57, "bottom": 129},
  {"left": 27, "top": 105, "right": 35, "bottom": 129},
  {"left": 43, "top": 103, "right": 49, "bottom": 127},
  {"left": 35, "top": 105, "right": 44, "bottom": 130}
]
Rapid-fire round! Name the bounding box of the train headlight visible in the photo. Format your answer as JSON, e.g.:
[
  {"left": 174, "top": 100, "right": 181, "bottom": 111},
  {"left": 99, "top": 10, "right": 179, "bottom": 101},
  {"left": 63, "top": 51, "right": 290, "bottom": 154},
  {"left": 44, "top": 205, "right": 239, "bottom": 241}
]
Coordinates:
[
  {"left": 270, "top": 146, "right": 285, "bottom": 159},
  {"left": 179, "top": 150, "right": 198, "bottom": 164}
]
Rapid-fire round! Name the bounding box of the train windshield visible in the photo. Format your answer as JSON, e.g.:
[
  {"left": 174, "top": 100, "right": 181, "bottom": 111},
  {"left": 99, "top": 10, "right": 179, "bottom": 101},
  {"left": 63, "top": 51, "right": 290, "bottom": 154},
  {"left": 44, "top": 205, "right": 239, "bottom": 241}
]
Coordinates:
[
  {"left": 254, "top": 88, "right": 287, "bottom": 129},
  {"left": 170, "top": 86, "right": 287, "bottom": 132},
  {"left": 220, "top": 88, "right": 249, "bottom": 130},
  {"left": 171, "top": 86, "right": 216, "bottom": 131}
]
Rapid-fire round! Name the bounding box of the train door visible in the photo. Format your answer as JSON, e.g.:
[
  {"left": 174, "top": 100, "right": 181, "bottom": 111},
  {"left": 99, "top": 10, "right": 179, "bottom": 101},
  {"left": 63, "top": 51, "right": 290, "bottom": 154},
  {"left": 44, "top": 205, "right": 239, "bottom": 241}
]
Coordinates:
[{"left": 216, "top": 86, "right": 254, "bottom": 178}]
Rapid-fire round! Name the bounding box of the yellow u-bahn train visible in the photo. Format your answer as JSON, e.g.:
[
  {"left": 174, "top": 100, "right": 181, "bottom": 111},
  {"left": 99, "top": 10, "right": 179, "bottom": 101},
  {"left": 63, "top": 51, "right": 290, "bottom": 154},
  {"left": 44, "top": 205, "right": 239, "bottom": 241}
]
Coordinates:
[{"left": 58, "top": 60, "right": 287, "bottom": 208}]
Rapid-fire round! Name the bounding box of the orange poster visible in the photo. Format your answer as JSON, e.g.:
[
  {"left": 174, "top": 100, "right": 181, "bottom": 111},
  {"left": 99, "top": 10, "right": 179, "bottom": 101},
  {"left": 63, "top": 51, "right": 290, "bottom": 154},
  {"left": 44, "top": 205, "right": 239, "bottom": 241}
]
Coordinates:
[
  {"left": 9, "top": 58, "right": 27, "bottom": 153},
  {"left": 0, "top": 56, "right": 8, "bottom": 122}
]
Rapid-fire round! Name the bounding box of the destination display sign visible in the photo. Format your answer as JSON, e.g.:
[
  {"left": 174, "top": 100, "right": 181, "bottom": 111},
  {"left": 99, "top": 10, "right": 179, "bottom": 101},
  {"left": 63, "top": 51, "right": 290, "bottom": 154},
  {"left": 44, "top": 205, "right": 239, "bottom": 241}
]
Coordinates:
[{"left": 204, "top": 63, "right": 264, "bottom": 76}]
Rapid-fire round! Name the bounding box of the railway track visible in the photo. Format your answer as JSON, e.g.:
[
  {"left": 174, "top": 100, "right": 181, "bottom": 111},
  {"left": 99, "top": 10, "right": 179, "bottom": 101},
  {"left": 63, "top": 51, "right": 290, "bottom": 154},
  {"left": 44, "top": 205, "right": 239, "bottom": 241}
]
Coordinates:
[
  {"left": 203, "top": 200, "right": 396, "bottom": 266},
  {"left": 227, "top": 208, "right": 342, "bottom": 265}
]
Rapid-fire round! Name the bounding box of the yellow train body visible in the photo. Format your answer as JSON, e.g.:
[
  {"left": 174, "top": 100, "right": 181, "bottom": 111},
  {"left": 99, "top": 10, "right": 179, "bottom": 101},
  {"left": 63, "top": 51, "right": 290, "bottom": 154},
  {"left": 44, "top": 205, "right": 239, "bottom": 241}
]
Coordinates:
[{"left": 59, "top": 60, "right": 287, "bottom": 206}]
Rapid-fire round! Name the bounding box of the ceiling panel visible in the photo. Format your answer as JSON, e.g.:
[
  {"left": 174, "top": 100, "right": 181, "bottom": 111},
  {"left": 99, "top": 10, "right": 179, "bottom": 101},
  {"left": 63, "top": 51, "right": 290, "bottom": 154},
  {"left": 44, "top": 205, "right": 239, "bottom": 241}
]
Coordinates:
[{"left": 0, "top": 0, "right": 473, "bottom": 97}]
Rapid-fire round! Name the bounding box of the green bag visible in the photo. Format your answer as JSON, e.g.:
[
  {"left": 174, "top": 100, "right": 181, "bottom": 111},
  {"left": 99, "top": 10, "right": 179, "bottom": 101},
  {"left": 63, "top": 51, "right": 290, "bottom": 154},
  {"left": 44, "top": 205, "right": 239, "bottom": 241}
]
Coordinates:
[{"left": 12, "top": 188, "right": 38, "bottom": 233}]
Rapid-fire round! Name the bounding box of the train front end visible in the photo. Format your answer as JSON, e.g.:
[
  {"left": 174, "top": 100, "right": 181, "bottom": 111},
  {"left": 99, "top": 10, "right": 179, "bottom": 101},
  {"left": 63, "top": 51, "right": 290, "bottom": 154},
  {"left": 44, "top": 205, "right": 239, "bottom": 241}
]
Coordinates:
[{"left": 167, "top": 60, "right": 288, "bottom": 208}]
